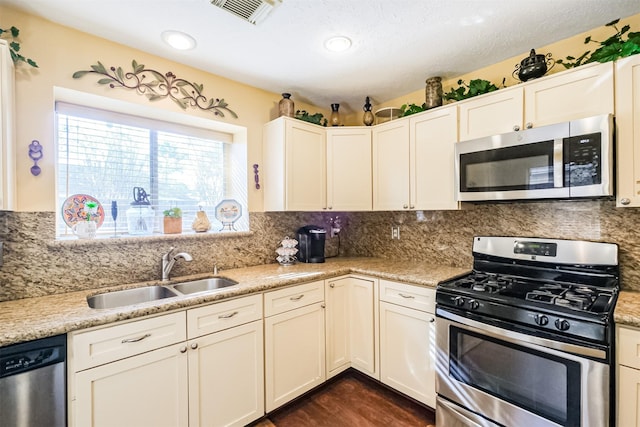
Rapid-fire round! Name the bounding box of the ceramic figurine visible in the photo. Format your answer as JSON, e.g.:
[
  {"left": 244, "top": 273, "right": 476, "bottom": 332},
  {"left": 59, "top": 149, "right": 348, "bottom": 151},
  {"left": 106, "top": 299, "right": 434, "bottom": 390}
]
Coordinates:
[{"left": 192, "top": 209, "right": 212, "bottom": 232}]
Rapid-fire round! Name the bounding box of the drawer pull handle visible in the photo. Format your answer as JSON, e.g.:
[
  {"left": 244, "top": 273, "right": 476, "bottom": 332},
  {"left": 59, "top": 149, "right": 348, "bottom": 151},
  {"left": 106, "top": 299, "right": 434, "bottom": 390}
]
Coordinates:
[
  {"left": 398, "top": 293, "right": 415, "bottom": 299},
  {"left": 122, "top": 333, "right": 151, "bottom": 343},
  {"left": 290, "top": 294, "right": 305, "bottom": 301},
  {"left": 218, "top": 311, "right": 239, "bottom": 319}
]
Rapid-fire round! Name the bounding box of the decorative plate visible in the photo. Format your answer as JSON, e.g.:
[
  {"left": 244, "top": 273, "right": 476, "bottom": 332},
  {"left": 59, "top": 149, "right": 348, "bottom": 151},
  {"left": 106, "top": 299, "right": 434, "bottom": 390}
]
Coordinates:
[
  {"left": 61, "top": 194, "right": 105, "bottom": 228},
  {"left": 215, "top": 199, "right": 242, "bottom": 223}
]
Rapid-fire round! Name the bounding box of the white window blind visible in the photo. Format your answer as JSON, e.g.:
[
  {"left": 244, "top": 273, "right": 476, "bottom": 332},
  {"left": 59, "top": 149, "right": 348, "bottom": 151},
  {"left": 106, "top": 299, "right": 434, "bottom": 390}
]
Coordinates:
[{"left": 56, "top": 102, "right": 241, "bottom": 236}]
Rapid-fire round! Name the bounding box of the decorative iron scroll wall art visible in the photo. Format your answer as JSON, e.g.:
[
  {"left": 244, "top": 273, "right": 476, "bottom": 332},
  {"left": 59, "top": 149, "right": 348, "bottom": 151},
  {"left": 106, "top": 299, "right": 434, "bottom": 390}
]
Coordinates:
[{"left": 73, "top": 60, "right": 238, "bottom": 118}]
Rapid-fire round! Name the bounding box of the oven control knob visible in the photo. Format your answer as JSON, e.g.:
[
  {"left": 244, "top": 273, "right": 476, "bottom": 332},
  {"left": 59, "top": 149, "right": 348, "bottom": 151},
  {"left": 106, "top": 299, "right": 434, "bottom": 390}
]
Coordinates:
[
  {"left": 453, "top": 296, "right": 465, "bottom": 307},
  {"left": 534, "top": 314, "right": 549, "bottom": 326},
  {"left": 555, "top": 319, "right": 570, "bottom": 331},
  {"left": 468, "top": 299, "right": 480, "bottom": 310}
]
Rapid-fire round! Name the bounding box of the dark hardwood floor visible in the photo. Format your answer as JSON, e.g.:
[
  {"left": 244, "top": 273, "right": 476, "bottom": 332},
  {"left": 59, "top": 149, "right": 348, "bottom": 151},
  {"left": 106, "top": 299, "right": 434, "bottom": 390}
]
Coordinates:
[{"left": 251, "top": 370, "right": 436, "bottom": 427}]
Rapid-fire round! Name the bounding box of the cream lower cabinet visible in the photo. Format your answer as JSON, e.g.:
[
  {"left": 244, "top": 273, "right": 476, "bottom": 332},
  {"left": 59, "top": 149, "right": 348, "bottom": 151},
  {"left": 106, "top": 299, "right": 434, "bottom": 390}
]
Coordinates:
[
  {"left": 615, "top": 54, "right": 640, "bottom": 207},
  {"left": 379, "top": 280, "right": 437, "bottom": 408},
  {"left": 325, "top": 276, "right": 378, "bottom": 379},
  {"left": 264, "top": 281, "right": 326, "bottom": 412},
  {"left": 70, "top": 295, "right": 264, "bottom": 427},
  {"left": 617, "top": 325, "right": 640, "bottom": 426}
]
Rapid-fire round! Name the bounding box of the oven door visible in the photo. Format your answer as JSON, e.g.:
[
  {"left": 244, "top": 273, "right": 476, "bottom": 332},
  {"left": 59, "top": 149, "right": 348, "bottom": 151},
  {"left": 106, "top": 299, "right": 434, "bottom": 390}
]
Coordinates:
[{"left": 436, "top": 308, "right": 610, "bottom": 427}]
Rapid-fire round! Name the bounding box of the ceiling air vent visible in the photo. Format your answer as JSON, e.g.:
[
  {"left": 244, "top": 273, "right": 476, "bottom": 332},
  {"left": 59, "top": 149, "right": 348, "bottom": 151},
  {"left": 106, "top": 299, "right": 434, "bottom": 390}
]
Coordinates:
[{"left": 210, "top": 0, "right": 282, "bottom": 25}]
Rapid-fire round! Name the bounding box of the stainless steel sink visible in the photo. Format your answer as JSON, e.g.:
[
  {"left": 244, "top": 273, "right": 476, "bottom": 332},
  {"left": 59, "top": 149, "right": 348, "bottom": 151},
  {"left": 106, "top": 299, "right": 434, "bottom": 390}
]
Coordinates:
[
  {"left": 171, "top": 277, "right": 238, "bottom": 295},
  {"left": 87, "top": 286, "right": 179, "bottom": 309}
]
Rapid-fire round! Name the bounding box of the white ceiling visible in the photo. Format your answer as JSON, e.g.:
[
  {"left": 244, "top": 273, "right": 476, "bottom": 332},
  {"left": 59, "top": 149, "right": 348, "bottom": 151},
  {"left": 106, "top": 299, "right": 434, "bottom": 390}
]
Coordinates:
[{"left": 3, "top": 0, "right": 640, "bottom": 114}]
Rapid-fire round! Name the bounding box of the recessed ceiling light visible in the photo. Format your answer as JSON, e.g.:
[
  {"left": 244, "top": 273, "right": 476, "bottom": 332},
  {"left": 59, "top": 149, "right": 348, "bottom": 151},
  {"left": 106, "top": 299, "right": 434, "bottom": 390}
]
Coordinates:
[
  {"left": 324, "top": 36, "right": 352, "bottom": 52},
  {"left": 161, "top": 30, "right": 197, "bottom": 50}
]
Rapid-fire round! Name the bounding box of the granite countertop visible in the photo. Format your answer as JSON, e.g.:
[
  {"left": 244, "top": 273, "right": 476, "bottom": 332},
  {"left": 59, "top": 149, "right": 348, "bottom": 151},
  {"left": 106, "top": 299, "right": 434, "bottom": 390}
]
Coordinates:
[
  {"left": 0, "top": 257, "right": 469, "bottom": 347},
  {"left": 614, "top": 290, "right": 640, "bottom": 329}
]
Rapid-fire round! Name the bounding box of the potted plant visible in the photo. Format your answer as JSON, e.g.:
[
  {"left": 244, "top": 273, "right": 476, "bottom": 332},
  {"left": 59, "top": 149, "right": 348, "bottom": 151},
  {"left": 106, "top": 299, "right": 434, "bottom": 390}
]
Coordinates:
[{"left": 162, "top": 207, "right": 182, "bottom": 234}]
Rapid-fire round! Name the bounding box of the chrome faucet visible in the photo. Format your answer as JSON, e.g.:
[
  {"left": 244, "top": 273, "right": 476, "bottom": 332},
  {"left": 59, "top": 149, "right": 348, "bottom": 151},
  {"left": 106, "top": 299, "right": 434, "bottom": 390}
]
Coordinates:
[{"left": 162, "top": 247, "right": 193, "bottom": 282}]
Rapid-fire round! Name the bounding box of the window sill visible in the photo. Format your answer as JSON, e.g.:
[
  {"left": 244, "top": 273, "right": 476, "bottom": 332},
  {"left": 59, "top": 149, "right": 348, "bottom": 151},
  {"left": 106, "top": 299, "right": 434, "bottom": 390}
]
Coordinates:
[{"left": 49, "top": 230, "right": 253, "bottom": 248}]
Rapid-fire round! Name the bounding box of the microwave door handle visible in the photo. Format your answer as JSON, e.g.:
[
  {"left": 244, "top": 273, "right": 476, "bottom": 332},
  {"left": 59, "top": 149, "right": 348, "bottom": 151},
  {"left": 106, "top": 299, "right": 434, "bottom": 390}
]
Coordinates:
[{"left": 554, "top": 138, "right": 564, "bottom": 188}]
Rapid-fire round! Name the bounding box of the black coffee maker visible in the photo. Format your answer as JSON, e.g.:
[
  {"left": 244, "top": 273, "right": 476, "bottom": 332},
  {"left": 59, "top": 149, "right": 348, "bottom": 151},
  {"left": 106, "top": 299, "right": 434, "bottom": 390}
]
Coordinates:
[{"left": 297, "top": 225, "right": 326, "bottom": 263}]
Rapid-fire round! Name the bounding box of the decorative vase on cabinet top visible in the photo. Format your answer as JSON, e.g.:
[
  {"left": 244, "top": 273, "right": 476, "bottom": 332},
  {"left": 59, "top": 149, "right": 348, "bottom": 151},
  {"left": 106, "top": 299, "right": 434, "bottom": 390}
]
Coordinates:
[
  {"left": 330, "top": 103, "right": 340, "bottom": 126},
  {"left": 278, "top": 93, "right": 294, "bottom": 117},
  {"left": 424, "top": 76, "right": 443, "bottom": 109},
  {"left": 363, "top": 96, "right": 374, "bottom": 126}
]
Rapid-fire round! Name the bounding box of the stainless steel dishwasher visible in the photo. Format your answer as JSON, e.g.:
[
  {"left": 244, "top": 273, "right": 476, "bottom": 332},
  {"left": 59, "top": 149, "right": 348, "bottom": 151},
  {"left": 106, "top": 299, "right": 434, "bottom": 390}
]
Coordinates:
[{"left": 0, "top": 334, "right": 66, "bottom": 427}]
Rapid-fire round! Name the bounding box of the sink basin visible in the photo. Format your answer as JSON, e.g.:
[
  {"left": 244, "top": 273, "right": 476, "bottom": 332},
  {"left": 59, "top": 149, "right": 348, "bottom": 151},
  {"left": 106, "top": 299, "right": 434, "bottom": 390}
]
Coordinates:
[
  {"left": 87, "top": 286, "right": 179, "bottom": 309},
  {"left": 171, "top": 277, "right": 238, "bottom": 295}
]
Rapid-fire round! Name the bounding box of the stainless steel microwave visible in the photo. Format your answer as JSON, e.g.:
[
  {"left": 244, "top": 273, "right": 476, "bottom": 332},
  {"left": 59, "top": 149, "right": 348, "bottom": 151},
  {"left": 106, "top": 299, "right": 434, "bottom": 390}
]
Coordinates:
[{"left": 455, "top": 114, "right": 614, "bottom": 202}]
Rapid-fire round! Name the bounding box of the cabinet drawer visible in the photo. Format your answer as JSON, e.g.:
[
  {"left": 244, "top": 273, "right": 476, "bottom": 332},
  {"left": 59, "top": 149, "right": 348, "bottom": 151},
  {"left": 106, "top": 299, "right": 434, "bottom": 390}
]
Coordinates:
[
  {"left": 72, "top": 312, "right": 186, "bottom": 371},
  {"left": 187, "top": 294, "right": 263, "bottom": 339},
  {"left": 379, "top": 280, "right": 435, "bottom": 313},
  {"left": 618, "top": 325, "right": 640, "bottom": 369},
  {"left": 264, "top": 280, "right": 324, "bottom": 317}
]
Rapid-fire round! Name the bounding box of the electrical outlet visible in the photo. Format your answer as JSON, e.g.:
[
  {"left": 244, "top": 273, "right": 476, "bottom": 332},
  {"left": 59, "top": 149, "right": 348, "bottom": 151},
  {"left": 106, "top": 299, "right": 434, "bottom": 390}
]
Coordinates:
[{"left": 391, "top": 226, "right": 400, "bottom": 240}]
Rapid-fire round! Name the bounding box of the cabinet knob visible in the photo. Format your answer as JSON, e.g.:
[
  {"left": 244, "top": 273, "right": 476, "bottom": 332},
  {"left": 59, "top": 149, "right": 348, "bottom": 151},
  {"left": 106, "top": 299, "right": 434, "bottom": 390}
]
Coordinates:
[
  {"left": 329, "top": 283, "right": 335, "bottom": 288},
  {"left": 403, "top": 204, "right": 409, "bottom": 209},
  {"left": 328, "top": 206, "right": 333, "bottom": 210},
  {"left": 191, "top": 342, "right": 198, "bottom": 350},
  {"left": 429, "top": 318, "right": 435, "bottom": 323},
  {"left": 621, "top": 198, "right": 631, "bottom": 205},
  {"left": 409, "top": 205, "right": 415, "bottom": 209},
  {"left": 179, "top": 346, "right": 187, "bottom": 353},
  {"left": 525, "top": 122, "right": 533, "bottom": 129},
  {"left": 513, "top": 125, "right": 521, "bottom": 131},
  {"left": 321, "top": 303, "right": 326, "bottom": 309},
  {"left": 322, "top": 207, "right": 327, "bottom": 210}
]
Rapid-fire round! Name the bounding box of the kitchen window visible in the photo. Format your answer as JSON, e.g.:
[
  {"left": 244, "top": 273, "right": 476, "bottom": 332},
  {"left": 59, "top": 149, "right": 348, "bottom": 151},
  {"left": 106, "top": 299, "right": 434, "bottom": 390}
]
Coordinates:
[{"left": 55, "top": 102, "right": 248, "bottom": 238}]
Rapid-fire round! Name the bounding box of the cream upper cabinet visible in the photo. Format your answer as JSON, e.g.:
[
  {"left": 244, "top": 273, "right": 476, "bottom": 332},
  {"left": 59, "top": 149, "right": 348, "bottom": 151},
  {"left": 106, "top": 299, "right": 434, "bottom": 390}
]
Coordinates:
[
  {"left": 458, "top": 85, "right": 524, "bottom": 141},
  {"left": 379, "top": 280, "right": 436, "bottom": 408},
  {"left": 0, "top": 40, "right": 15, "bottom": 210},
  {"left": 458, "top": 61, "right": 614, "bottom": 142},
  {"left": 524, "top": 61, "right": 613, "bottom": 127},
  {"left": 264, "top": 281, "right": 326, "bottom": 412},
  {"left": 616, "top": 54, "right": 640, "bottom": 207},
  {"left": 410, "top": 105, "right": 459, "bottom": 210},
  {"left": 326, "top": 127, "right": 372, "bottom": 211},
  {"left": 263, "top": 117, "right": 326, "bottom": 211},
  {"left": 372, "top": 119, "right": 411, "bottom": 210},
  {"left": 325, "top": 276, "right": 378, "bottom": 379}
]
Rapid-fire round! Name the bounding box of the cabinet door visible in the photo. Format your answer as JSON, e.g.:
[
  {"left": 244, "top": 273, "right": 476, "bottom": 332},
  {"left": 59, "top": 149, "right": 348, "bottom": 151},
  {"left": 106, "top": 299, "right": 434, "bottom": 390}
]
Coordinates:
[
  {"left": 74, "top": 343, "right": 189, "bottom": 427},
  {"left": 349, "top": 277, "right": 377, "bottom": 378},
  {"left": 325, "top": 278, "right": 350, "bottom": 378},
  {"left": 616, "top": 55, "right": 640, "bottom": 207},
  {"left": 379, "top": 301, "right": 436, "bottom": 408},
  {"left": 285, "top": 118, "right": 326, "bottom": 211},
  {"left": 0, "top": 41, "right": 14, "bottom": 210},
  {"left": 618, "top": 365, "right": 640, "bottom": 427},
  {"left": 372, "top": 119, "right": 410, "bottom": 210},
  {"left": 524, "top": 62, "right": 614, "bottom": 128},
  {"left": 458, "top": 86, "right": 524, "bottom": 141},
  {"left": 410, "top": 106, "right": 459, "bottom": 210},
  {"left": 326, "top": 127, "right": 372, "bottom": 211},
  {"left": 188, "top": 320, "right": 264, "bottom": 427},
  {"left": 265, "top": 302, "right": 326, "bottom": 412}
]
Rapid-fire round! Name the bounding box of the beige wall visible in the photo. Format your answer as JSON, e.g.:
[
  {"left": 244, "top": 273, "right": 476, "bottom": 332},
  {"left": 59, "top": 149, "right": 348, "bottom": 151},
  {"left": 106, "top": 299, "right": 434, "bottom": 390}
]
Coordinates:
[
  {"left": 345, "top": 13, "right": 640, "bottom": 125},
  {"left": 0, "top": 6, "right": 325, "bottom": 213}
]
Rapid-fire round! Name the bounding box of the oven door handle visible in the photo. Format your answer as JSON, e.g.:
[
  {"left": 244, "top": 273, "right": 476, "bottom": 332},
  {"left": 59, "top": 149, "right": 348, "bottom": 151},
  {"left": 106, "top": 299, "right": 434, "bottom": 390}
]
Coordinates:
[
  {"left": 437, "top": 308, "right": 607, "bottom": 360},
  {"left": 437, "top": 397, "right": 502, "bottom": 427}
]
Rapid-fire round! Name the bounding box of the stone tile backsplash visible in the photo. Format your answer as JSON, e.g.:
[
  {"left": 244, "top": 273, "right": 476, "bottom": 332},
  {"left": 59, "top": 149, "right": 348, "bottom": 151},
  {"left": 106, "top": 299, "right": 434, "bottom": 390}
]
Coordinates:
[{"left": 1, "top": 199, "right": 640, "bottom": 301}]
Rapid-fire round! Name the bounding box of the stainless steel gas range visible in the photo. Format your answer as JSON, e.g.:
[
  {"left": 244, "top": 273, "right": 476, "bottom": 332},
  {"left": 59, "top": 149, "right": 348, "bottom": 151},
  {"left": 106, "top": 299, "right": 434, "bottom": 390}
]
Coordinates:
[{"left": 435, "top": 236, "right": 619, "bottom": 427}]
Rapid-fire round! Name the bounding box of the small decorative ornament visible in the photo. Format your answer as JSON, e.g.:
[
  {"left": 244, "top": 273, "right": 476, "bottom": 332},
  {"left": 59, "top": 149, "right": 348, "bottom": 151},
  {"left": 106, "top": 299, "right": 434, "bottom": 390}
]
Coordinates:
[
  {"left": 215, "top": 199, "right": 242, "bottom": 231},
  {"left": 276, "top": 236, "right": 298, "bottom": 266},
  {"left": 362, "top": 97, "right": 374, "bottom": 126},
  {"left": 192, "top": 206, "right": 211, "bottom": 233},
  {"left": 330, "top": 103, "right": 340, "bottom": 126},
  {"left": 513, "top": 49, "right": 555, "bottom": 82},
  {"left": 125, "top": 187, "right": 155, "bottom": 235}
]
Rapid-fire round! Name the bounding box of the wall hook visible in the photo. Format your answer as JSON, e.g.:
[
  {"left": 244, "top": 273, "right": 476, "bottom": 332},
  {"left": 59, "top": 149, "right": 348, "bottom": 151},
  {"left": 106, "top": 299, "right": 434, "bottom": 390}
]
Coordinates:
[{"left": 28, "top": 140, "right": 43, "bottom": 176}]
